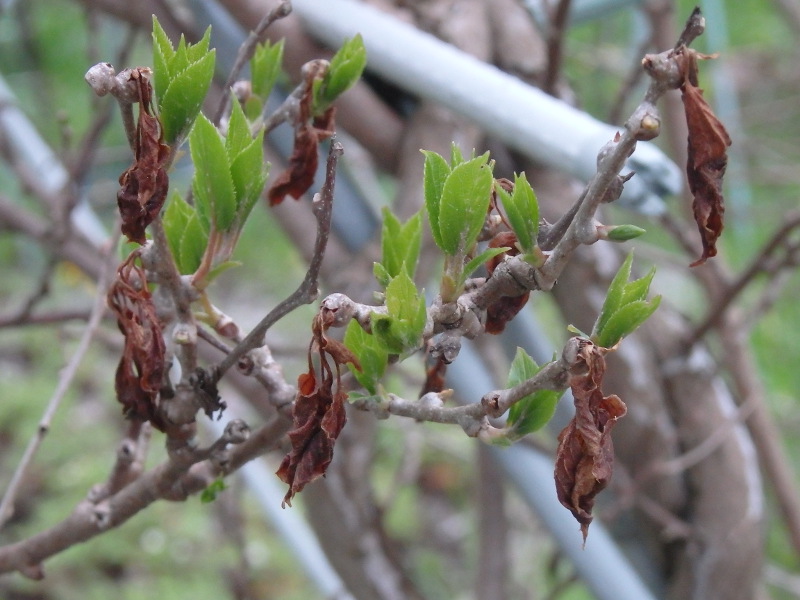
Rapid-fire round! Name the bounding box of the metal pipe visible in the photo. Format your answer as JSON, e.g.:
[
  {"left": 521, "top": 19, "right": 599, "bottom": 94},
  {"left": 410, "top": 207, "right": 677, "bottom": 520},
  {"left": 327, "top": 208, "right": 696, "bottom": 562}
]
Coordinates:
[{"left": 290, "top": 0, "right": 682, "bottom": 215}]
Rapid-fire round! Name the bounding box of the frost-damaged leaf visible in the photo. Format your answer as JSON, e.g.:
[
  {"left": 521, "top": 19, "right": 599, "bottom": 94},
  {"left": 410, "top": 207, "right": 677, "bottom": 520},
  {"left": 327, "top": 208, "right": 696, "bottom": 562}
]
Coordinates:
[
  {"left": 268, "top": 62, "right": 335, "bottom": 205},
  {"left": 484, "top": 231, "right": 529, "bottom": 334},
  {"left": 677, "top": 48, "right": 732, "bottom": 267},
  {"left": 277, "top": 310, "right": 361, "bottom": 506},
  {"left": 554, "top": 340, "right": 626, "bottom": 542},
  {"left": 107, "top": 250, "right": 167, "bottom": 430},
  {"left": 116, "top": 68, "right": 170, "bottom": 244}
]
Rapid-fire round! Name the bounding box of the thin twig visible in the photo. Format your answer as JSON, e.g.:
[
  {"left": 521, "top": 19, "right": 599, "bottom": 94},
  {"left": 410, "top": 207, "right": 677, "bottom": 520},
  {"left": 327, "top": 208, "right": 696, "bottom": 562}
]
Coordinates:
[
  {"left": 214, "top": 139, "right": 343, "bottom": 380},
  {"left": 0, "top": 308, "right": 92, "bottom": 328},
  {"left": 0, "top": 231, "right": 119, "bottom": 529},
  {"left": 212, "top": 0, "right": 292, "bottom": 125},
  {"left": 542, "top": 0, "right": 573, "bottom": 94},
  {"left": 687, "top": 211, "right": 800, "bottom": 345}
]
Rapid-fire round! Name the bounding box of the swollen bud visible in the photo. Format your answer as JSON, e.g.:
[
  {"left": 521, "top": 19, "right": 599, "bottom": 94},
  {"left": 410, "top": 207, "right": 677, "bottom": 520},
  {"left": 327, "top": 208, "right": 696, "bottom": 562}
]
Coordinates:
[{"left": 599, "top": 224, "right": 646, "bottom": 242}]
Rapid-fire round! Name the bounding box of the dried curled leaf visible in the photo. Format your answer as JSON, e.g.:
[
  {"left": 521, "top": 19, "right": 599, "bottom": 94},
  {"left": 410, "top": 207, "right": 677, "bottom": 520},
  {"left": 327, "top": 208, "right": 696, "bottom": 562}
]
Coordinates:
[
  {"left": 267, "top": 62, "right": 335, "bottom": 205},
  {"left": 117, "top": 68, "right": 171, "bottom": 244},
  {"left": 107, "top": 251, "right": 167, "bottom": 430},
  {"left": 484, "top": 231, "right": 530, "bottom": 334},
  {"left": 677, "top": 49, "right": 732, "bottom": 267},
  {"left": 277, "top": 309, "right": 360, "bottom": 506},
  {"left": 554, "top": 340, "right": 626, "bottom": 542}
]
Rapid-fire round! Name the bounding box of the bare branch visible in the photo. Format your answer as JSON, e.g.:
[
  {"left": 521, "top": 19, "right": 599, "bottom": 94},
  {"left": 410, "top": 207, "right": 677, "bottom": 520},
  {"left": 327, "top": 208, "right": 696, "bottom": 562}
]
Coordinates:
[
  {"left": 214, "top": 139, "right": 343, "bottom": 380},
  {"left": 212, "top": 0, "right": 293, "bottom": 125},
  {"left": 687, "top": 211, "right": 800, "bottom": 345}
]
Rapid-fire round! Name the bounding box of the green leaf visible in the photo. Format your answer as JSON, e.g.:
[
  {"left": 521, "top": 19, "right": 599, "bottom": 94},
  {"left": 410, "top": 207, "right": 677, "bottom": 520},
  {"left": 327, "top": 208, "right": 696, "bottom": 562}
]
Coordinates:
[
  {"left": 226, "top": 96, "right": 252, "bottom": 158},
  {"left": 463, "top": 246, "right": 510, "bottom": 280},
  {"left": 380, "top": 208, "right": 422, "bottom": 282},
  {"left": 159, "top": 51, "right": 216, "bottom": 145},
  {"left": 205, "top": 260, "right": 242, "bottom": 284},
  {"left": 162, "top": 190, "right": 193, "bottom": 263},
  {"left": 151, "top": 17, "right": 174, "bottom": 104},
  {"left": 190, "top": 113, "right": 236, "bottom": 232},
  {"left": 500, "top": 173, "right": 538, "bottom": 253},
  {"left": 592, "top": 251, "right": 633, "bottom": 339},
  {"left": 450, "top": 143, "right": 464, "bottom": 167},
  {"left": 178, "top": 212, "right": 209, "bottom": 274},
  {"left": 252, "top": 39, "right": 284, "bottom": 99},
  {"left": 229, "top": 130, "right": 268, "bottom": 222},
  {"left": 437, "top": 153, "right": 493, "bottom": 256},
  {"left": 186, "top": 26, "right": 212, "bottom": 63},
  {"left": 200, "top": 478, "right": 227, "bottom": 503},
  {"left": 621, "top": 266, "right": 656, "bottom": 305},
  {"left": 372, "top": 271, "right": 426, "bottom": 354},
  {"left": 421, "top": 150, "right": 450, "bottom": 250},
  {"left": 344, "top": 320, "right": 389, "bottom": 395},
  {"left": 506, "top": 348, "right": 561, "bottom": 437},
  {"left": 596, "top": 297, "right": 661, "bottom": 349},
  {"left": 373, "top": 262, "right": 391, "bottom": 288},
  {"left": 316, "top": 34, "right": 367, "bottom": 110}
]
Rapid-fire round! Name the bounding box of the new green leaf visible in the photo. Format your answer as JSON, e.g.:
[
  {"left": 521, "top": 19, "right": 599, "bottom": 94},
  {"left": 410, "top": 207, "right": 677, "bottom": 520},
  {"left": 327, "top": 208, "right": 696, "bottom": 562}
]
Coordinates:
[
  {"left": 437, "top": 153, "right": 493, "bottom": 255},
  {"left": 372, "top": 271, "right": 426, "bottom": 354},
  {"left": 499, "top": 173, "right": 539, "bottom": 253},
  {"left": 190, "top": 113, "right": 236, "bottom": 232},
  {"left": 595, "top": 297, "right": 661, "bottom": 349},
  {"left": 344, "top": 320, "right": 389, "bottom": 394},
  {"left": 252, "top": 39, "right": 284, "bottom": 100},
  {"left": 591, "top": 252, "right": 660, "bottom": 349},
  {"left": 315, "top": 34, "right": 367, "bottom": 111},
  {"left": 380, "top": 208, "right": 421, "bottom": 283},
  {"left": 422, "top": 150, "right": 450, "bottom": 250},
  {"left": 505, "top": 348, "right": 561, "bottom": 438}
]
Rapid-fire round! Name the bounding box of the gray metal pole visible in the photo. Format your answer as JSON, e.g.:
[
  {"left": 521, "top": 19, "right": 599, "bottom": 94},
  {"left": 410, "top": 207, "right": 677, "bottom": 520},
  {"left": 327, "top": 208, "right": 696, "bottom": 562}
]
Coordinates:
[{"left": 290, "top": 0, "right": 681, "bottom": 215}]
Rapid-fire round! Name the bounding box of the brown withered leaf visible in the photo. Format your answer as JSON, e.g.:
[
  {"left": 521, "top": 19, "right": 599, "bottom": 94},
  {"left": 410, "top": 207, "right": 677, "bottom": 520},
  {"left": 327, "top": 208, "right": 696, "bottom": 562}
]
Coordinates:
[
  {"left": 267, "top": 63, "right": 336, "bottom": 206},
  {"left": 277, "top": 311, "right": 360, "bottom": 506},
  {"left": 484, "top": 231, "right": 530, "bottom": 334},
  {"left": 420, "top": 353, "right": 448, "bottom": 397},
  {"left": 117, "top": 68, "right": 170, "bottom": 244},
  {"left": 107, "top": 251, "right": 167, "bottom": 430},
  {"left": 677, "top": 49, "right": 732, "bottom": 267},
  {"left": 554, "top": 340, "right": 627, "bottom": 542}
]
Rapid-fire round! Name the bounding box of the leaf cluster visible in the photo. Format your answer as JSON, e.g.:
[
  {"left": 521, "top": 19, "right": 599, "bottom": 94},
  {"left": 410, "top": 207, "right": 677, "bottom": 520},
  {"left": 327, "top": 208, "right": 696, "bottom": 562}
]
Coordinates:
[
  {"left": 591, "top": 252, "right": 661, "bottom": 348},
  {"left": 164, "top": 100, "right": 268, "bottom": 278},
  {"left": 312, "top": 34, "right": 367, "bottom": 114},
  {"left": 152, "top": 17, "right": 216, "bottom": 145}
]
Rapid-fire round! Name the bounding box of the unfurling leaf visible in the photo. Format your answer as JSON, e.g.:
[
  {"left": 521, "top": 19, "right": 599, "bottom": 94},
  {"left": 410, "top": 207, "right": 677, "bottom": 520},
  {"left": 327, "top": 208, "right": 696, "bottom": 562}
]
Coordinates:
[
  {"left": 437, "top": 152, "right": 493, "bottom": 256},
  {"left": 554, "top": 340, "right": 626, "bottom": 542},
  {"left": 421, "top": 150, "right": 451, "bottom": 250},
  {"left": 267, "top": 61, "right": 334, "bottom": 205},
  {"left": 313, "top": 34, "right": 367, "bottom": 113},
  {"left": 190, "top": 113, "right": 237, "bottom": 232},
  {"left": 371, "top": 271, "right": 427, "bottom": 354},
  {"left": 496, "top": 173, "right": 539, "bottom": 253},
  {"left": 152, "top": 18, "right": 215, "bottom": 145},
  {"left": 379, "top": 208, "right": 422, "bottom": 284},
  {"left": 116, "top": 69, "right": 170, "bottom": 244},
  {"left": 591, "top": 252, "right": 660, "bottom": 348},
  {"left": 343, "top": 320, "right": 389, "bottom": 395},
  {"left": 251, "top": 39, "right": 284, "bottom": 101},
  {"left": 107, "top": 251, "right": 167, "bottom": 431},
  {"left": 676, "top": 48, "right": 732, "bottom": 267},
  {"left": 277, "top": 311, "right": 361, "bottom": 506}
]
